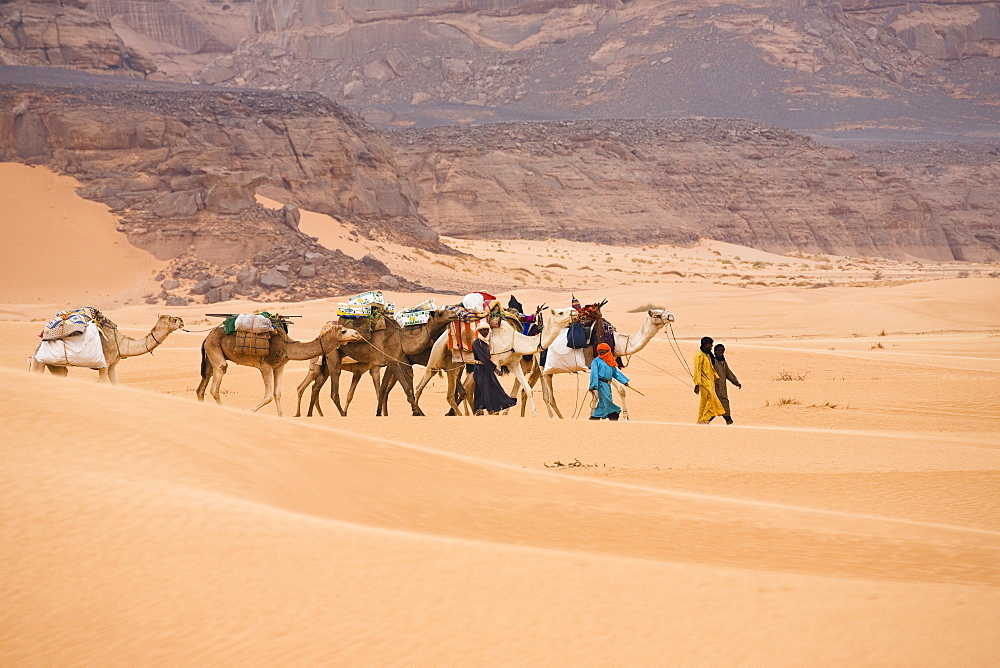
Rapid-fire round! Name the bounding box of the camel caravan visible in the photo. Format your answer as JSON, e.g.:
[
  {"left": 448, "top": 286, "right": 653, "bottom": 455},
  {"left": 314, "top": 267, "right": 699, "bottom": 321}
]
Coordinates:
[{"left": 28, "top": 291, "right": 675, "bottom": 419}]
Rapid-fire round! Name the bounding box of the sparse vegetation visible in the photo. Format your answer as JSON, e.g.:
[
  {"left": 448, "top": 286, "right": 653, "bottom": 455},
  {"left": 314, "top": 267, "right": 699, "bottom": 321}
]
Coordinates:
[
  {"left": 433, "top": 259, "right": 455, "bottom": 269},
  {"left": 808, "top": 401, "right": 855, "bottom": 409},
  {"left": 870, "top": 342, "right": 884, "bottom": 349},
  {"left": 765, "top": 398, "right": 801, "bottom": 406},
  {"left": 878, "top": 329, "right": 887, "bottom": 337},
  {"left": 774, "top": 370, "right": 808, "bottom": 381},
  {"left": 957, "top": 270, "right": 969, "bottom": 278},
  {"left": 872, "top": 269, "right": 883, "bottom": 281},
  {"left": 544, "top": 263, "right": 567, "bottom": 269},
  {"left": 752, "top": 261, "right": 768, "bottom": 269}
]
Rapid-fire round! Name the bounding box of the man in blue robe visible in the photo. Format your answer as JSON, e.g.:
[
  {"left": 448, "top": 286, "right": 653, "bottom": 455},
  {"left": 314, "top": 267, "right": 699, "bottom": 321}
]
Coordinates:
[{"left": 589, "top": 342, "right": 630, "bottom": 420}]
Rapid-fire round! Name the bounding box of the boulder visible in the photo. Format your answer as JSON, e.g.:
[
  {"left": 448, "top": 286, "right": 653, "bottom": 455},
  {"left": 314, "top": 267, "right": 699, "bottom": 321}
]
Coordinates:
[
  {"left": 378, "top": 275, "right": 400, "bottom": 289},
  {"left": 361, "top": 253, "right": 390, "bottom": 275},
  {"left": 363, "top": 60, "right": 395, "bottom": 82},
  {"left": 165, "top": 296, "right": 188, "bottom": 306},
  {"left": 259, "top": 268, "right": 290, "bottom": 289},
  {"left": 298, "top": 264, "right": 316, "bottom": 278},
  {"left": 442, "top": 58, "right": 472, "bottom": 83},
  {"left": 190, "top": 279, "right": 212, "bottom": 295},
  {"left": 344, "top": 80, "right": 365, "bottom": 99},
  {"left": 219, "top": 283, "right": 235, "bottom": 301},
  {"left": 204, "top": 287, "right": 222, "bottom": 304},
  {"left": 236, "top": 266, "right": 257, "bottom": 284}
]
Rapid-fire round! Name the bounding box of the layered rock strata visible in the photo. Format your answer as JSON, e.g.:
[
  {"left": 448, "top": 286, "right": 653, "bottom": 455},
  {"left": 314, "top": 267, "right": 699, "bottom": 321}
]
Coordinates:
[
  {"left": 389, "top": 119, "right": 1000, "bottom": 262},
  {"left": 0, "top": 68, "right": 441, "bottom": 301},
  {"left": 0, "top": 0, "right": 156, "bottom": 73}
]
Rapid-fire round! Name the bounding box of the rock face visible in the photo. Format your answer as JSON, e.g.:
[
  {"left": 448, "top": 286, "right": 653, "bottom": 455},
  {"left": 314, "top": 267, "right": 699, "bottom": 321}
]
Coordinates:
[
  {"left": 389, "top": 119, "right": 1000, "bottom": 262},
  {"left": 88, "top": 0, "right": 252, "bottom": 54},
  {"left": 0, "top": 67, "right": 435, "bottom": 299},
  {"left": 221, "top": 0, "right": 1000, "bottom": 133},
  {"left": 0, "top": 0, "right": 156, "bottom": 73}
]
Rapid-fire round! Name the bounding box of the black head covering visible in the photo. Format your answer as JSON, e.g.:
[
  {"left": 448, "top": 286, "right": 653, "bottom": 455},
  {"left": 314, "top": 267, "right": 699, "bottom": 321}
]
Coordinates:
[
  {"left": 700, "top": 336, "right": 714, "bottom": 347},
  {"left": 508, "top": 295, "right": 525, "bottom": 314}
]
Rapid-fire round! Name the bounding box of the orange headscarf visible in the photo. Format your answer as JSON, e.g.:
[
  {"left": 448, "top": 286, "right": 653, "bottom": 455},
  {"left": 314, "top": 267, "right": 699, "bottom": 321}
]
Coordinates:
[{"left": 596, "top": 343, "right": 617, "bottom": 368}]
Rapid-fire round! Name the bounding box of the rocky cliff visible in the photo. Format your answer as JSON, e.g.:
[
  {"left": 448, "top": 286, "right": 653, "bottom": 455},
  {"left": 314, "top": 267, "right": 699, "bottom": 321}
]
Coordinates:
[
  {"left": 218, "top": 0, "right": 1000, "bottom": 134},
  {"left": 0, "top": 0, "right": 156, "bottom": 73},
  {"left": 389, "top": 119, "right": 1000, "bottom": 262},
  {"left": 0, "top": 67, "right": 442, "bottom": 302}
]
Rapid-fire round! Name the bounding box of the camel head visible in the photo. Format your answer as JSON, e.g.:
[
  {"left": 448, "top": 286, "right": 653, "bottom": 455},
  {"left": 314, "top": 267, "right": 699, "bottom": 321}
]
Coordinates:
[
  {"left": 648, "top": 309, "right": 676, "bottom": 326},
  {"left": 321, "top": 324, "right": 364, "bottom": 347},
  {"left": 157, "top": 314, "right": 185, "bottom": 332},
  {"left": 546, "top": 307, "right": 575, "bottom": 330},
  {"left": 431, "top": 308, "right": 461, "bottom": 324}
]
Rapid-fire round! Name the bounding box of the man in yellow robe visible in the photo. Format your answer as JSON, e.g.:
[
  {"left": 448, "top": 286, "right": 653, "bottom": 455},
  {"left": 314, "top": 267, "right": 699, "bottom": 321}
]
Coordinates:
[{"left": 693, "top": 336, "right": 725, "bottom": 424}]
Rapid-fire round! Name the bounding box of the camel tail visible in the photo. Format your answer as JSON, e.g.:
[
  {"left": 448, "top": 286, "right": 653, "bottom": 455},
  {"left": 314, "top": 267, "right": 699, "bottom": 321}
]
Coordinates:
[{"left": 200, "top": 342, "right": 210, "bottom": 379}]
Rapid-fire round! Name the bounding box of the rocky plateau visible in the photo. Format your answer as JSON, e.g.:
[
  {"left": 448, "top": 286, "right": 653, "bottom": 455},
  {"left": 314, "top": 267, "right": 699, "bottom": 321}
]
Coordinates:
[
  {"left": 390, "top": 119, "right": 1000, "bottom": 262},
  {"left": 0, "top": 67, "right": 443, "bottom": 302}
]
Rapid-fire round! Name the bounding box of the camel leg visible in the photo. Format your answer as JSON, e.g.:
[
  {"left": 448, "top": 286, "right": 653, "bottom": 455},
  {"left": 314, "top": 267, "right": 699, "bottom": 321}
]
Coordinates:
[
  {"left": 376, "top": 371, "right": 397, "bottom": 417},
  {"left": 106, "top": 360, "right": 121, "bottom": 385},
  {"left": 511, "top": 359, "right": 537, "bottom": 417},
  {"left": 413, "top": 364, "right": 436, "bottom": 402},
  {"left": 541, "top": 374, "right": 564, "bottom": 419},
  {"left": 517, "top": 358, "right": 540, "bottom": 417},
  {"left": 295, "top": 362, "right": 320, "bottom": 417},
  {"left": 444, "top": 365, "right": 463, "bottom": 416},
  {"left": 307, "top": 359, "right": 330, "bottom": 417},
  {"left": 207, "top": 361, "right": 228, "bottom": 405},
  {"left": 390, "top": 362, "right": 423, "bottom": 417},
  {"left": 613, "top": 379, "right": 629, "bottom": 421},
  {"left": 461, "top": 373, "right": 475, "bottom": 415},
  {"left": 249, "top": 365, "right": 275, "bottom": 413},
  {"left": 272, "top": 364, "right": 285, "bottom": 417},
  {"left": 327, "top": 357, "right": 349, "bottom": 417}
]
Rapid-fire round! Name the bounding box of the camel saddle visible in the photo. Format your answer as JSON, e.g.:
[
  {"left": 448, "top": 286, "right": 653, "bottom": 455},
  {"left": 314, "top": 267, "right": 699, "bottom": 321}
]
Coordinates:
[
  {"left": 232, "top": 331, "right": 271, "bottom": 356},
  {"left": 42, "top": 307, "right": 115, "bottom": 341}
]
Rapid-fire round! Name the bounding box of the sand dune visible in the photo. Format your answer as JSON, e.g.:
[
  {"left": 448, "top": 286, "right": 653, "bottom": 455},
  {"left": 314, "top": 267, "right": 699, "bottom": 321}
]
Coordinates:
[
  {"left": 0, "top": 164, "right": 162, "bottom": 304},
  {"left": 3, "top": 370, "right": 998, "bottom": 665},
  {"left": 3, "top": 177, "right": 1000, "bottom": 664}
]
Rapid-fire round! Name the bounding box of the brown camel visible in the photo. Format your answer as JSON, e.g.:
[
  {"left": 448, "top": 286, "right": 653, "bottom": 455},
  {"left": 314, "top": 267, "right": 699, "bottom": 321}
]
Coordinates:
[
  {"left": 29, "top": 314, "right": 184, "bottom": 384},
  {"left": 309, "top": 308, "right": 459, "bottom": 417},
  {"left": 196, "top": 322, "right": 362, "bottom": 416}
]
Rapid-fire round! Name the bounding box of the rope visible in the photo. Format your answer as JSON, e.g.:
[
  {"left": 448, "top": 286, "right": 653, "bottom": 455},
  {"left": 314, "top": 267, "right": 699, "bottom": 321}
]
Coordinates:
[
  {"left": 632, "top": 353, "right": 694, "bottom": 388},
  {"left": 182, "top": 326, "right": 218, "bottom": 333}
]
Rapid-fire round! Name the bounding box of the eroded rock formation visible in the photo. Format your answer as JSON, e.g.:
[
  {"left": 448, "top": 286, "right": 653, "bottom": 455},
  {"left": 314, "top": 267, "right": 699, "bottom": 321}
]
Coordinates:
[
  {"left": 0, "top": 68, "right": 441, "bottom": 301},
  {"left": 0, "top": 0, "right": 156, "bottom": 73},
  {"left": 390, "top": 119, "right": 1000, "bottom": 262}
]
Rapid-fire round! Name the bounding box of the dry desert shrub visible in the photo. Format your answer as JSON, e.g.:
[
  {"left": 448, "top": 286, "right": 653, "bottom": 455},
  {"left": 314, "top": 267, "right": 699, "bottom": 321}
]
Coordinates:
[
  {"left": 544, "top": 263, "right": 568, "bottom": 269},
  {"left": 765, "top": 397, "right": 801, "bottom": 406},
  {"left": 870, "top": 342, "right": 885, "bottom": 349},
  {"left": 774, "top": 370, "right": 808, "bottom": 381}
]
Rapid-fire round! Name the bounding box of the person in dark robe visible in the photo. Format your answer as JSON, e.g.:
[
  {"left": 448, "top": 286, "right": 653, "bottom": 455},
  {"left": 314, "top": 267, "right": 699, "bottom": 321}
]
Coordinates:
[
  {"left": 713, "top": 343, "right": 741, "bottom": 425},
  {"left": 472, "top": 322, "right": 517, "bottom": 415}
]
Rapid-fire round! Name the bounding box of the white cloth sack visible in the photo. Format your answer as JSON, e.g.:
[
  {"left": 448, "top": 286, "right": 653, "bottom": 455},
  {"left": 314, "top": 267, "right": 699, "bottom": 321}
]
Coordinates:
[
  {"left": 542, "top": 327, "right": 588, "bottom": 374},
  {"left": 234, "top": 314, "right": 274, "bottom": 333},
  {"left": 461, "top": 292, "right": 485, "bottom": 312},
  {"left": 34, "top": 321, "right": 107, "bottom": 368}
]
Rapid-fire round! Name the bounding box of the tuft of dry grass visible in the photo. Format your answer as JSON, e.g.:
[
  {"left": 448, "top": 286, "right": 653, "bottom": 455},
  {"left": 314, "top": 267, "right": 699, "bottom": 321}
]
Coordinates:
[
  {"left": 774, "top": 370, "right": 808, "bottom": 381},
  {"left": 544, "top": 263, "right": 568, "bottom": 269},
  {"left": 765, "top": 397, "right": 800, "bottom": 406},
  {"left": 870, "top": 342, "right": 884, "bottom": 350}
]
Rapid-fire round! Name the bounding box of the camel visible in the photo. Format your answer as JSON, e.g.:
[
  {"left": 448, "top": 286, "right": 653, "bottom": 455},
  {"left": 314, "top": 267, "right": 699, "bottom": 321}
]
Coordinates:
[
  {"left": 533, "top": 308, "right": 675, "bottom": 419},
  {"left": 29, "top": 314, "right": 185, "bottom": 384},
  {"left": 310, "top": 308, "right": 460, "bottom": 417},
  {"left": 413, "top": 307, "right": 575, "bottom": 417},
  {"left": 196, "top": 322, "right": 363, "bottom": 416}
]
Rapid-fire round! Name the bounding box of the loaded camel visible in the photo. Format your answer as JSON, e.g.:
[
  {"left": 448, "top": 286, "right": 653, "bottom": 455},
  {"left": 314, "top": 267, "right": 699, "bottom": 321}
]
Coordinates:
[
  {"left": 196, "top": 322, "right": 362, "bottom": 416},
  {"left": 29, "top": 314, "right": 185, "bottom": 384},
  {"left": 413, "top": 307, "right": 575, "bottom": 417},
  {"left": 302, "top": 308, "right": 459, "bottom": 417},
  {"left": 532, "top": 308, "right": 675, "bottom": 419}
]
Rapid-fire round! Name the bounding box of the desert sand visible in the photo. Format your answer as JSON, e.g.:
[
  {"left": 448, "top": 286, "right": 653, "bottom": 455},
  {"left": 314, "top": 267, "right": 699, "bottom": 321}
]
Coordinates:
[{"left": 2, "top": 176, "right": 999, "bottom": 664}]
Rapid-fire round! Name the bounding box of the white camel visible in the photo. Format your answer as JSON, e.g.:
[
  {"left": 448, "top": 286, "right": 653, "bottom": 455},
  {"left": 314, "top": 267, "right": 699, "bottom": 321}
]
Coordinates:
[
  {"left": 29, "top": 313, "right": 185, "bottom": 384},
  {"left": 413, "top": 307, "right": 575, "bottom": 416},
  {"left": 534, "top": 308, "right": 675, "bottom": 419}
]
